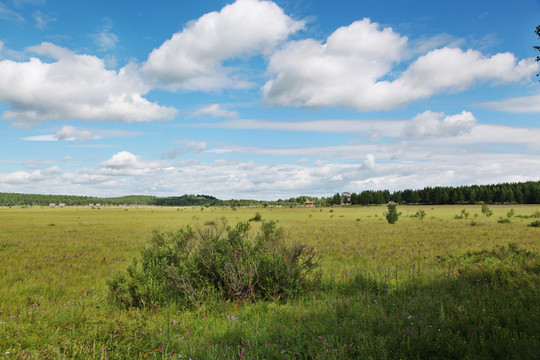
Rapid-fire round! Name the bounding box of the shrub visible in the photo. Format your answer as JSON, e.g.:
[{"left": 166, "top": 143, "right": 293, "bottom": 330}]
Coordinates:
[
  {"left": 415, "top": 210, "right": 426, "bottom": 220},
  {"left": 528, "top": 220, "right": 540, "bottom": 228},
  {"left": 249, "top": 212, "right": 263, "bottom": 222},
  {"left": 507, "top": 208, "right": 515, "bottom": 219},
  {"left": 385, "top": 203, "right": 400, "bottom": 224},
  {"left": 107, "top": 220, "right": 319, "bottom": 309},
  {"left": 481, "top": 202, "right": 493, "bottom": 217}
]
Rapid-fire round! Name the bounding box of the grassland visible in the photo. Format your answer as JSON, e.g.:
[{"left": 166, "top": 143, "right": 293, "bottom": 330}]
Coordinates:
[{"left": 1, "top": 205, "right": 539, "bottom": 359}]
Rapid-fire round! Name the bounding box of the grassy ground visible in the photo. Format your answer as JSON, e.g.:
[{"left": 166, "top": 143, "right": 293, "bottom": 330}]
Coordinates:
[{"left": 0, "top": 205, "right": 539, "bottom": 359}]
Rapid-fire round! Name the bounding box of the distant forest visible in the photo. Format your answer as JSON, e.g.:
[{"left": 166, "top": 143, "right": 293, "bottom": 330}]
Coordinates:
[{"left": 1, "top": 181, "right": 539, "bottom": 207}]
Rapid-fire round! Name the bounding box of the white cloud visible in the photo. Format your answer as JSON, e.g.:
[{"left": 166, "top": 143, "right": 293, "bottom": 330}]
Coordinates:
[
  {"left": 390, "top": 48, "right": 537, "bottom": 106},
  {"left": 202, "top": 110, "right": 477, "bottom": 139},
  {"left": 142, "top": 0, "right": 304, "bottom": 90},
  {"left": 93, "top": 31, "right": 119, "bottom": 52},
  {"left": 479, "top": 91, "right": 540, "bottom": 113},
  {"left": 44, "top": 166, "right": 62, "bottom": 174},
  {"left": 92, "top": 19, "right": 119, "bottom": 52},
  {"left": 364, "top": 154, "right": 375, "bottom": 169},
  {"left": 402, "top": 110, "right": 477, "bottom": 137},
  {"left": 23, "top": 158, "right": 51, "bottom": 169},
  {"left": 101, "top": 151, "right": 141, "bottom": 169},
  {"left": 163, "top": 141, "right": 207, "bottom": 159},
  {"left": 263, "top": 18, "right": 407, "bottom": 109},
  {"left": 32, "top": 10, "right": 56, "bottom": 30},
  {"left": 23, "top": 126, "right": 142, "bottom": 141},
  {"left": 3, "top": 130, "right": 540, "bottom": 198},
  {"left": 100, "top": 151, "right": 163, "bottom": 176},
  {"left": 0, "top": 170, "right": 44, "bottom": 184},
  {"left": 184, "top": 140, "right": 207, "bottom": 153},
  {"left": 193, "top": 104, "right": 239, "bottom": 119},
  {"left": 0, "top": 2, "right": 24, "bottom": 23},
  {"left": 263, "top": 19, "right": 538, "bottom": 110},
  {"left": 0, "top": 42, "right": 178, "bottom": 128},
  {"left": 201, "top": 118, "right": 405, "bottom": 139},
  {"left": 55, "top": 125, "right": 95, "bottom": 141}
]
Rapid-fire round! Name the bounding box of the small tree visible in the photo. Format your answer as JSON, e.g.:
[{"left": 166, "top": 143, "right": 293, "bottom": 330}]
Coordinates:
[
  {"left": 481, "top": 202, "right": 493, "bottom": 217},
  {"left": 386, "top": 203, "right": 400, "bottom": 224}
]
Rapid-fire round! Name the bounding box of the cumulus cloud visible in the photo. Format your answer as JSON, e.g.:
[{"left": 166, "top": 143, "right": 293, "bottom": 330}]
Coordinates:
[
  {"left": 100, "top": 151, "right": 163, "bottom": 176},
  {"left": 193, "top": 104, "right": 239, "bottom": 119},
  {"left": 262, "top": 19, "right": 537, "bottom": 110},
  {"left": 402, "top": 110, "right": 477, "bottom": 137},
  {"left": 101, "top": 151, "right": 141, "bottom": 169},
  {"left": 263, "top": 18, "right": 407, "bottom": 109},
  {"left": 142, "top": 0, "right": 304, "bottom": 90},
  {"left": 0, "top": 42, "right": 178, "bottom": 127},
  {"left": 389, "top": 48, "right": 537, "bottom": 106},
  {"left": 0, "top": 170, "right": 44, "bottom": 184}
]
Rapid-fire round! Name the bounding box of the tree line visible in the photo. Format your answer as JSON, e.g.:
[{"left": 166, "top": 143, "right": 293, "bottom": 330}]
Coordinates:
[
  {"left": 326, "top": 181, "right": 540, "bottom": 206},
  {"left": 1, "top": 181, "right": 539, "bottom": 207}
]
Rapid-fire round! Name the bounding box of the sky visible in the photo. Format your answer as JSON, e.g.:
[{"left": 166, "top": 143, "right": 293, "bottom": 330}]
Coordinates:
[{"left": 1, "top": 0, "right": 539, "bottom": 200}]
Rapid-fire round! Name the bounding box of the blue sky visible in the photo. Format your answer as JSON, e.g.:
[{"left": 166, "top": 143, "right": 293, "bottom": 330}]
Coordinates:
[{"left": 1, "top": 0, "right": 539, "bottom": 200}]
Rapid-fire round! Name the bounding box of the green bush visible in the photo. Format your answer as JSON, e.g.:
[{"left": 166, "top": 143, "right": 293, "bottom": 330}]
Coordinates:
[
  {"left": 107, "top": 220, "right": 319, "bottom": 309},
  {"left": 528, "top": 220, "right": 540, "bottom": 227},
  {"left": 481, "top": 202, "right": 493, "bottom": 217},
  {"left": 249, "top": 212, "right": 263, "bottom": 221},
  {"left": 385, "top": 203, "right": 400, "bottom": 224}
]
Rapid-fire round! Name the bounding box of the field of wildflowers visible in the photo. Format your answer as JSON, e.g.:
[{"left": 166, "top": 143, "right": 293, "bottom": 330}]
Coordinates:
[{"left": 0, "top": 205, "right": 539, "bottom": 359}]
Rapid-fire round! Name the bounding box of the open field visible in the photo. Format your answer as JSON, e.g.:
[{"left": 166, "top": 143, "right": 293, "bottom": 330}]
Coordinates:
[{"left": 1, "top": 205, "right": 539, "bottom": 359}]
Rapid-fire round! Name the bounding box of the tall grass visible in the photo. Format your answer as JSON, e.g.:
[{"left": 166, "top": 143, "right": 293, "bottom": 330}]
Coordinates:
[{"left": 0, "top": 205, "right": 539, "bottom": 358}]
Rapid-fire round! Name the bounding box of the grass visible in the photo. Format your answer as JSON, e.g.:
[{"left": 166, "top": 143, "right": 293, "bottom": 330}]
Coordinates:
[{"left": 0, "top": 204, "right": 539, "bottom": 359}]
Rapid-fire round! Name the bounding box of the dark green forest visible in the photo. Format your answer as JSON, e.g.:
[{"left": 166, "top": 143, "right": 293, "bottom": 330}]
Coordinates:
[{"left": 1, "top": 181, "right": 539, "bottom": 206}]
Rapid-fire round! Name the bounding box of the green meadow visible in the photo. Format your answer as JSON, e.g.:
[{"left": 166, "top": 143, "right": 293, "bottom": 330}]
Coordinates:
[{"left": 1, "top": 205, "right": 539, "bottom": 359}]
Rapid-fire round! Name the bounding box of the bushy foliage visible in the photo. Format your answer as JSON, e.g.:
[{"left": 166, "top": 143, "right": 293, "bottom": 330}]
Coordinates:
[
  {"left": 528, "top": 220, "right": 540, "bottom": 227},
  {"left": 481, "top": 202, "right": 493, "bottom": 217},
  {"left": 385, "top": 203, "right": 400, "bottom": 224},
  {"left": 454, "top": 208, "right": 469, "bottom": 220},
  {"left": 249, "top": 212, "right": 263, "bottom": 222},
  {"left": 107, "top": 220, "right": 319, "bottom": 309},
  {"left": 415, "top": 209, "right": 426, "bottom": 220}
]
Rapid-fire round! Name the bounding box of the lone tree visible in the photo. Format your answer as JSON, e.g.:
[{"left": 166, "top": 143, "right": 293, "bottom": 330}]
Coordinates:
[
  {"left": 535, "top": 25, "right": 540, "bottom": 78},
  {"left": 386, "top": 203, "right": 400, "bottom": 224}
]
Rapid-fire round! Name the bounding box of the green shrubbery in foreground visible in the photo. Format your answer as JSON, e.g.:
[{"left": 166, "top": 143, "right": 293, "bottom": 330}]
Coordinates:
[{"left": 107, "top": 220, "right": 319, "bottom": 308}]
